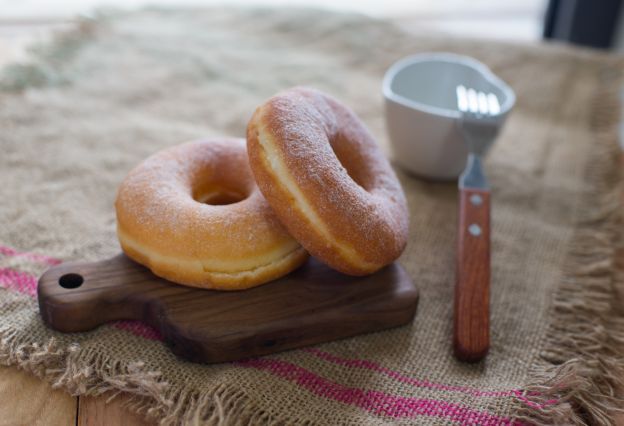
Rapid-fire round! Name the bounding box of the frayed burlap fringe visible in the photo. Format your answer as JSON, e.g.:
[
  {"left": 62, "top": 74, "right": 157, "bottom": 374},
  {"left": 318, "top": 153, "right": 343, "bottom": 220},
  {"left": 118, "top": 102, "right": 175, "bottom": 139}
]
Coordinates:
[
  {"left": 515, "top": 67, "right": 624, "bottom": 425},
  {"left": 0, "top": 330, "right": 309, "bottom": 425}
]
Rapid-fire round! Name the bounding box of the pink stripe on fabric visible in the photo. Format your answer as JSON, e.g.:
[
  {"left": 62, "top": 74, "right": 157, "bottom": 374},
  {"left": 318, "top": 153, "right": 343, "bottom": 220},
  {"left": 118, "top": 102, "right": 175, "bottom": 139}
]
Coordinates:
[
  {"left": 0, "top": 267, "right": 39, "bottom": 298},
  {"left": 237, "top": 358, "right": 524, "bottom": 426},
  {"left": 0, "top": 245, "right": 61, "bottom": 266},
  {"left": 516, "top": 394, "right": 558, "bottom": 410},
  {"left": 304, "top": 348, "right": 522, "bottom": 398},
  {"left": 0, "top": 244, "right": 548, "bottom": 416},
  {"left": 114, "top": 320, "right": 162, "bottom": 340}
]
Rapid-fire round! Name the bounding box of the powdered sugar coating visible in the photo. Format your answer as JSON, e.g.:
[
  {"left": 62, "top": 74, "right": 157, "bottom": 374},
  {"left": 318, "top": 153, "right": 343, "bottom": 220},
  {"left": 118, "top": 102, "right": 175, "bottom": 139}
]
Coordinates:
[
  {"left": 115, "top": 138, "right": 307, "bottom": 289},
  {"left": 247, "top": 88, "right": 409, "bottom": 275}
]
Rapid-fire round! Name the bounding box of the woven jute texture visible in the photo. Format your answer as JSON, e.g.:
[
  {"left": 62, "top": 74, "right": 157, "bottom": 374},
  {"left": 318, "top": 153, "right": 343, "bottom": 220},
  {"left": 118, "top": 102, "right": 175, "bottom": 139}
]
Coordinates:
[{"left": 1, "top": 7, "right": 623, "bottom": 425}]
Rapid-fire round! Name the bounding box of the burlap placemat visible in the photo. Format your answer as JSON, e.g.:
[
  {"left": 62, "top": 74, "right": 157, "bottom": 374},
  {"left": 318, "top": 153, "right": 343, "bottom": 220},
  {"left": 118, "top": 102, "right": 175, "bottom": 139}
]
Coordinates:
[{"left": 1, "top": 7, "right": 623, "bottom": 425}]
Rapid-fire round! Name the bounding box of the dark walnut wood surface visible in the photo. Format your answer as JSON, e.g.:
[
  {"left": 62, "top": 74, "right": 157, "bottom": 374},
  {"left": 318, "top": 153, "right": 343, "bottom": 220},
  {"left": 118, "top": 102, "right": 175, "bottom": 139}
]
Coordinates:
[{"left": 38, "top": 254, "right": 419, "bottom": 363}]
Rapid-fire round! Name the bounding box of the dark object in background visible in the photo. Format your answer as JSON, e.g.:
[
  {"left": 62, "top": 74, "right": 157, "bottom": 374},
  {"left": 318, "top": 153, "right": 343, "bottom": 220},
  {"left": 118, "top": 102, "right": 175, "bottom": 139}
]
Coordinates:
[{"left": 543, "top": 0, "right": 623, "bottom": 49}]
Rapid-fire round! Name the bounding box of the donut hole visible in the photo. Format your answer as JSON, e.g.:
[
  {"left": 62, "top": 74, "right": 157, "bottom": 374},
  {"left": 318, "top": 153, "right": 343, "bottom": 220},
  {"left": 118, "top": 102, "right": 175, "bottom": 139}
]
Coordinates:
[
  {"left": 193, "top": 185, "right": 248, "bottom": 206},
  {"left": 329, "top": 134, "right": 373, "bottom": 192},
  {"left": 198, "top": 191, "right": 245, "bottom": 205}
]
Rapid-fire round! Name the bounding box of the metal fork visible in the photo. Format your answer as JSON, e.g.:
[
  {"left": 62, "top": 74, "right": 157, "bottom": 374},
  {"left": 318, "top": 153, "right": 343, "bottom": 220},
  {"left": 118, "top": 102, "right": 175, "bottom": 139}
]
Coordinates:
[{"left": 453, "top": 85, "right": 501, "bottom": 362}]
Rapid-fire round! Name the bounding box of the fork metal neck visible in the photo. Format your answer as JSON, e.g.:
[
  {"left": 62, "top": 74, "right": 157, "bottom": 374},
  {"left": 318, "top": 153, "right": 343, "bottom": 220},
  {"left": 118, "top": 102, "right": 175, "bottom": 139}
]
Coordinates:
[{"left": 459, "top": 154, "right": 489, "bottom": 190}]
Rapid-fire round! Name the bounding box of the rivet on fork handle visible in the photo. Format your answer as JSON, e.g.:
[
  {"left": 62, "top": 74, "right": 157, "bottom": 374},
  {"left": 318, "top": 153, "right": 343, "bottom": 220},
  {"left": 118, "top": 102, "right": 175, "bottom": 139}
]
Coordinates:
[{"left": 454, "top": 187, "right": 490, "bottom": 362}]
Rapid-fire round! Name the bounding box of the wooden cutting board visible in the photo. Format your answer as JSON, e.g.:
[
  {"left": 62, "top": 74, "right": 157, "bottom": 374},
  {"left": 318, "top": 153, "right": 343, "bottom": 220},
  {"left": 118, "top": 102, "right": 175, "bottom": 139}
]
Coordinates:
[{"left": 38, "top": 254, "right": 418, "bottom": 363}]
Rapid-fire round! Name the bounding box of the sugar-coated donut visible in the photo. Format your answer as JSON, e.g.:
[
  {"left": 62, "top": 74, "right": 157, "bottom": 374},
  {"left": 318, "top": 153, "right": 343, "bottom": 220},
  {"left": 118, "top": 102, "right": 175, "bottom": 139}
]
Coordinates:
[
  {"left": 247, "top": 87, "right": 409, "bottom": 275},
  {"left": 115, "top": 138, "right": 308, "bottom": 290}
]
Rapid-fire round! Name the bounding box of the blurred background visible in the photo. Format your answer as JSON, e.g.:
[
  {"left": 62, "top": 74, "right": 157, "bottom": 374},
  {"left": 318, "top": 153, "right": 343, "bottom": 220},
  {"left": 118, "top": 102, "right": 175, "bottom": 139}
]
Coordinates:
[{"left": 2, "top": 0, "right": 624, "bottom": 70}]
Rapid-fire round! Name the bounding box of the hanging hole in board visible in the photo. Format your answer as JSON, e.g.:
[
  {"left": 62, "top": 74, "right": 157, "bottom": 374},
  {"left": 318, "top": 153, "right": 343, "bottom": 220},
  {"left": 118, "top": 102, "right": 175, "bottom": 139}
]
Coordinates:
[{"left": 59, "top": 273, "right": 84, "bottom": 289}]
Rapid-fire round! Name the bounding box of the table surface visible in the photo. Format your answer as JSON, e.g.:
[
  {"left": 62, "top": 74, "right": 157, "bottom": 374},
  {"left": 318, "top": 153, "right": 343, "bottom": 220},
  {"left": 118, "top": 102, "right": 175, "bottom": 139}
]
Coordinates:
[{"left": 0, "top": 18, "right": 622, "bottom": 426}]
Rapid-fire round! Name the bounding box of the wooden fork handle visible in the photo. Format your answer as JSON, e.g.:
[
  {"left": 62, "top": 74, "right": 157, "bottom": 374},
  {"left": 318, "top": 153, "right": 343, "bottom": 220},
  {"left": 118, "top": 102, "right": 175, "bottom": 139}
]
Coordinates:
[{"left": 454, "top": 187, "right": 490, "bottom": 362}]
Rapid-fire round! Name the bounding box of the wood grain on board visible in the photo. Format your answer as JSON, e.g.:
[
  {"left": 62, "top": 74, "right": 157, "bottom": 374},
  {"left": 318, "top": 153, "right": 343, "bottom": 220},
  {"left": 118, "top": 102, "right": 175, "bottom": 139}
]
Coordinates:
[{"left": 38, "top": 254, "right": 418, "bottom": 364}]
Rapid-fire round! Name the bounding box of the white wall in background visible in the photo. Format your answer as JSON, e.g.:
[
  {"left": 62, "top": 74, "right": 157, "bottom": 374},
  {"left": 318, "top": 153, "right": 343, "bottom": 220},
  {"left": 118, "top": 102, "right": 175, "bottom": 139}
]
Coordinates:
[
  {"left": 0, "top": 0, "right": 544, "bottom": 21},
  {"left": 0, "top": 0, "right": 546, "bottom": 43}
]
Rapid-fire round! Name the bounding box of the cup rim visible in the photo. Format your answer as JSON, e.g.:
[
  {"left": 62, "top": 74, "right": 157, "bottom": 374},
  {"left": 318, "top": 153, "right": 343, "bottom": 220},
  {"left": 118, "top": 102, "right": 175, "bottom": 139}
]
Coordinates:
[{"left": 382, "top": 52, "right": 516, "bottom": 119}]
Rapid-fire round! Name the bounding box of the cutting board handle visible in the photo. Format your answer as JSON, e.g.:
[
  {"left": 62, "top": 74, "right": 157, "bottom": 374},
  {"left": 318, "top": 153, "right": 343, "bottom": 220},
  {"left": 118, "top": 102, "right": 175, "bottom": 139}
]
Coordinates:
[{"left": 38, "top": 254, "right": 173, "bottom": 332}]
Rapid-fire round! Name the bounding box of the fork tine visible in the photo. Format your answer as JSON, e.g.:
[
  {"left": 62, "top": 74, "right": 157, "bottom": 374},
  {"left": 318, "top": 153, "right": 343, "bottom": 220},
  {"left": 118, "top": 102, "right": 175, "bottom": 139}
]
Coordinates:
[
  {"left": 467, "top": 88, "right": 479, "bottom": 113},
  {"left": 456, "top": 85, "right": 468, "bottom": 112},
  {"left": 459, "top": 87, "right": 502, "bottom": 117},
  {"left": 478, "top": 92, "right": 489, "bottom": 115},
  {"left": 487, "top": 93, "right": 500, "bottom": 115}
]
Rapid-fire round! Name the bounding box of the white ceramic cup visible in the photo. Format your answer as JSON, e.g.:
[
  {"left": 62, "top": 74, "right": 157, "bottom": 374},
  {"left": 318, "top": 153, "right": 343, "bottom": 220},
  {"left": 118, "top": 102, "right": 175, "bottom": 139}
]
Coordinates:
[{"left": 382, "top": 53, "right": 515, "bottom": 180}]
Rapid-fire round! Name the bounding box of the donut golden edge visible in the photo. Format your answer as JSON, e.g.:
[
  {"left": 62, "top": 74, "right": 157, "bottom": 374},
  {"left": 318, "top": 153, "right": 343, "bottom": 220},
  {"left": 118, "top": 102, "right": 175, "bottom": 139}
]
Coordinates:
[
  {"left": 117, "top": 225, "right": 308, "bottom": 290},
  {"left": 246, "top": 88, "right": 409, "bottom": 276},
  {"left": 247, "top": 127, "right": 377, "bottom": 275}
]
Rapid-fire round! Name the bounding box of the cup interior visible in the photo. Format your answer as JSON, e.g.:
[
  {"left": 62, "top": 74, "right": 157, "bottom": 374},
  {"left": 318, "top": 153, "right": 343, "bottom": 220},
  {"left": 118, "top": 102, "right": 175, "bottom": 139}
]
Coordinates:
[{"left": 384, "top": 54, "right": 515, "bottom": 117}]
